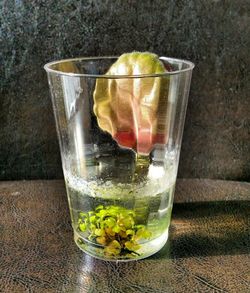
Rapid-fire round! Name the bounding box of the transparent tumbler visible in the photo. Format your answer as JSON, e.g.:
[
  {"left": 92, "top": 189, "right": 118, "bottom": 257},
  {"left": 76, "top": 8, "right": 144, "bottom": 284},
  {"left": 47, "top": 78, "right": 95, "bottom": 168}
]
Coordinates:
[{"left": 44, "top": 56, "right": 194, "bottom": 261}]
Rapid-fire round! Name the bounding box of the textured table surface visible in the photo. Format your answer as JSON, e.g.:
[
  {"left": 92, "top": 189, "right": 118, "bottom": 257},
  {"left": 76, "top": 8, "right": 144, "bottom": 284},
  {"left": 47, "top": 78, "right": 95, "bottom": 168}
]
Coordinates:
[{"left": 0, "top": 179, "right": 249, "bottom": 293}]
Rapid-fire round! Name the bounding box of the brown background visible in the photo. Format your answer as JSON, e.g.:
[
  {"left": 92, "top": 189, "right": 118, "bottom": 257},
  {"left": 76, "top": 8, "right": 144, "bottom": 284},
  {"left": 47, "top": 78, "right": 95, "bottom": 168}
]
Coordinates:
[{"left": 0, "top": 0, "right": 249, "bottom": 181}]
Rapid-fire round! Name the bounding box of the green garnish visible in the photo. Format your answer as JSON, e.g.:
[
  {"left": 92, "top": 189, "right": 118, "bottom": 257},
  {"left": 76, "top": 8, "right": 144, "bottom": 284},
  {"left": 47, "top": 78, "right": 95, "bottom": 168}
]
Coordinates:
[{"left": 78, "top": 205, "right": 152, "bottom": 257}]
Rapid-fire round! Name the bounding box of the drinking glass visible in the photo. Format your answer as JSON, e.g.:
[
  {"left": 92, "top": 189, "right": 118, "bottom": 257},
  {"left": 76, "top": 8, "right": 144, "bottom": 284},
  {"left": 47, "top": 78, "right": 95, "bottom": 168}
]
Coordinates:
[{"left": 44, "top": 56, "right": 194, "bottom": 261}]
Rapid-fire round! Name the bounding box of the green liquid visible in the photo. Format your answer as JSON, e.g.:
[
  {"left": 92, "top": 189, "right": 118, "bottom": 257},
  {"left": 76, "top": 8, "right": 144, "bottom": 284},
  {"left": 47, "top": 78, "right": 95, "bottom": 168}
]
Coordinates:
[{"left": 65, "top": 174, "right": 175, "bottom": 261}]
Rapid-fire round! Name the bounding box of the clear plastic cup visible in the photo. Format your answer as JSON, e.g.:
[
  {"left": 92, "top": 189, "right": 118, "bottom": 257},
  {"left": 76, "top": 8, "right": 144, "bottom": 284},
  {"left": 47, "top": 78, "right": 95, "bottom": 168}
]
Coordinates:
[{"left": 44, "top": 56, "right": 194, "bottom": 261}]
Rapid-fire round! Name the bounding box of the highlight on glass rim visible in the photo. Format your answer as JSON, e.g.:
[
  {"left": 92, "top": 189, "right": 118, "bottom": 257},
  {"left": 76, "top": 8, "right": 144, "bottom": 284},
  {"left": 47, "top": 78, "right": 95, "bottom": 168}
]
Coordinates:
[{"left": 44, "top": 51, "right": 194, "bottom": 261}]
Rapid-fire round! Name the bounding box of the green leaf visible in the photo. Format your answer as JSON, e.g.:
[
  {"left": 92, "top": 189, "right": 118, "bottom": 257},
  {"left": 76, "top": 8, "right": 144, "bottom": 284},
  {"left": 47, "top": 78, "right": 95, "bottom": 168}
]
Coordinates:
[
  {"left": 122, "top": 216, "right": 135, "bottom": 229},
  {"left": 142, "top": 230, "right": 152, "bottom": 239},
  {"left": 95, "top": 205, "right": 104, "bottom": 211},
  {"left": 95, "top": 228, "right": 106, "bottom": 237},
  {"left": 88, "top": 234, "right": 96, "bottom": 241},
  {"left": 77, "top": 204, "right": 150, "bottom": 258},
  {"left": 96, "top": 236, "right": 106, "bottom": 245},
  {"left": 128, "top": 210, "right": 136, "bottom": 217},
  {"left": 135, "top": 224, "right": 145, "bottom": 230},
  {"left": 104, "top": 217, "right": 116, "bottom": 228},
  {"left": 89, "top": 215, "right": 96, "bottom": 223},
  {"left": 79, "top": 223, "right": 86, "bottom": 232},
  {"left": 79, "top": 212, "right": 87, "bottom": 218},
  {"left": 126, "top": 229, "right": 134, "bottom": 236},
  {"left": 135, "top": 227, "right": 151, "bottom": 240},
  {"left": 125, "top": 241, "right": 140, "bottom": 251},
  {"left": 119, "top": 230, "right": 127, "bottom": 238},
  {"left": 105, "top": 227, "right": 116, "bottom": 237},
  {"left": 104, "top": 240, "right": 121, "bottom": 256},
  {"left": 112, "top": 225, "right": 121, "bottom": 233},
  {"left": 97, "top": 209, "right": 107, "bottom": 219}
]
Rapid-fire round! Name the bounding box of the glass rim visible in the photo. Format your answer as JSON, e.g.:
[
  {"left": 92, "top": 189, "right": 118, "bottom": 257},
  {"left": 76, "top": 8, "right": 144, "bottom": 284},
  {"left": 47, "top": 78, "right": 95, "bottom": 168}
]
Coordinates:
[{"left": 44, "top": 56, "right": 195, "bottom": 78}]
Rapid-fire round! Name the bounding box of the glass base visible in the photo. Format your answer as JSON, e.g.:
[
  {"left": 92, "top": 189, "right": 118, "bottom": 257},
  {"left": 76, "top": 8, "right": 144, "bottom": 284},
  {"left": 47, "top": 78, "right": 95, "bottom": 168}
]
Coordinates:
[{"left": 74, "top": 228, "right": 169, "bottom": 262}]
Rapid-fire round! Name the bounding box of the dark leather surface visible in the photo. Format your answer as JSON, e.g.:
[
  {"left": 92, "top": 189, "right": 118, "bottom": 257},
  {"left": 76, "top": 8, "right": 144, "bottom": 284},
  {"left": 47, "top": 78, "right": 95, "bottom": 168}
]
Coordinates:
[{"left": 0, "top": 179, "right": 249, "bottom": 292}]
